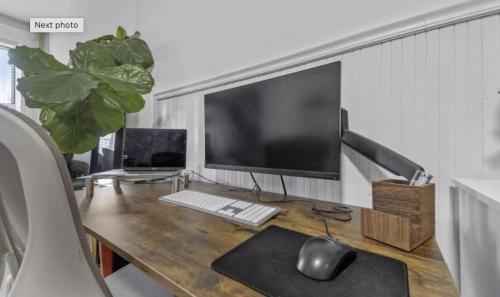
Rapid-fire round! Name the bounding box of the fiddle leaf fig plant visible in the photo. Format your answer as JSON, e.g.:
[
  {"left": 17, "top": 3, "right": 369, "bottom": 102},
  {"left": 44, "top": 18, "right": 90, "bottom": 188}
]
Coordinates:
[{"left": 8, "top": 26, "right": 154, "bottom": 153}]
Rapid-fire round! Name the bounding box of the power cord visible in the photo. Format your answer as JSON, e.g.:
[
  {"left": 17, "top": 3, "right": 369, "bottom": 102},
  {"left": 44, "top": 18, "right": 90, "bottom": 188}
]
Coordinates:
[
  {"left": 255, "top": 194, "right": 352, "bottom": 238},
  {"left": 250, "top": 172, "right": 262, "bottom": 192},
  {"left": 252, "top": 174, "right": 352, "bottom": 238},
  {"left": 280, "top": 174, "right": 287, "bottom": 197},
  {"left": 190, "top": 171, "right": 220, "bottom": 185},
  {"left": 119, "top": 177, "right": 170, "bottom": 184},
  {"left": 190, "top": 171, "right": 256, "bottom": 192}
]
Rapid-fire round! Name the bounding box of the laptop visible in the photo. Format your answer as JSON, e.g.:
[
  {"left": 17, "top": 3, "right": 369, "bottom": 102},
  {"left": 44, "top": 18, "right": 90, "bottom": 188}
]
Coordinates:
[
  {"left": 122, "top": 128, "right": 187, "bottom": 172},
  {"left": 90, "top": 128, "right": 187, "bottom": 178}
]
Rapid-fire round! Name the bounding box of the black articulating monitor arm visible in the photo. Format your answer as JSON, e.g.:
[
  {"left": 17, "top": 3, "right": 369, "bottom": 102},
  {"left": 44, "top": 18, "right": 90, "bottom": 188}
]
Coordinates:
[{"left": 340, "top": 109, "right": 432, "bottom": 185}]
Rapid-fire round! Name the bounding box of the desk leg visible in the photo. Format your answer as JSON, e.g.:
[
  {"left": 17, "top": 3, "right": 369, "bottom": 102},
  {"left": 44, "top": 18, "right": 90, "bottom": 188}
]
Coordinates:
[
  {"left": 85, "top": 178, "right": 94, "bottom": 198},
  {"left": 113, "top": 177, "right": 122, "bottom": 194},
  {"left": 100, "top": 243, "right": 114, "bottom": 277}
]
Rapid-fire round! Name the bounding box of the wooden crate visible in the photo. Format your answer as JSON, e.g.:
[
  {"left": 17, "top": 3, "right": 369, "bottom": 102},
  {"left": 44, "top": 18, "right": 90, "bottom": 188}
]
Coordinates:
[
  {"left": 372, "top": 179, "right": 435, "bottom": 223},
  {"left": 361, "top": 179, "right": 435, "bottom": 251}
]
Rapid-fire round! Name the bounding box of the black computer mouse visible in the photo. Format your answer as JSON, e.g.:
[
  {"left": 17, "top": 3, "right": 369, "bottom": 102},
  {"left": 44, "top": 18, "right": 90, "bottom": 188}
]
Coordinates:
[{"left": 296, "top": 236, "right": 357, "bottom": 281}]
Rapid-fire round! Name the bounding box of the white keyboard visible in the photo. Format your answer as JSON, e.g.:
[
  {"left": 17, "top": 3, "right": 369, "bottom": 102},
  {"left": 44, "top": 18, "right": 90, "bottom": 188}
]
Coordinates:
[{"left": 159, "top": 190, "right": 280, "bottom": 228}]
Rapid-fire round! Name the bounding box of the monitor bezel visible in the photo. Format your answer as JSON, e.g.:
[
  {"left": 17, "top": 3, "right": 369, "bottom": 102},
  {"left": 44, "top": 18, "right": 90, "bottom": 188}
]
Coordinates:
[{"left": 203, "top": 61, "right": 342, "bottom": 180}]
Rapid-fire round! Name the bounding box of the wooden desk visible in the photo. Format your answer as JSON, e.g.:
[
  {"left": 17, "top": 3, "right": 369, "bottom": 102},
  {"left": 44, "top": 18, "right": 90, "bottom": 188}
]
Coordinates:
[{"left": 78, "top": 182, "right": 458, "bottom": 297}]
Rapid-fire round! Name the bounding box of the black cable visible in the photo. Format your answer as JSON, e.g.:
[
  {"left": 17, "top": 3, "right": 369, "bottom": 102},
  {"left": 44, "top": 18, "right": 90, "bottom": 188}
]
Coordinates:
[
  {"left": 191, "top": 171, "right": 220, "bottom": 185},
  {"left": 192, "top": 171, "right": 257, "bottom": 192},
  {"left": 228, "top": 187, "right": 254, "bottom": 192},
  {"left": 319, "top": 212, "right": 333, "bottom": 238},
  {"left": 119, "top": 177, "right": 169, "bottom": 184},
  {"left": 249, "top": 172, "right": 262, "bottom": 192},
  {"left": 312, "top": 207, "right": 352, "bottom": 222},
  {"left": 280, "top": 174, "right": 287, "bottom": 197},
  {"left": 255, "top": 194, "right": 352, "bottom": 238}
]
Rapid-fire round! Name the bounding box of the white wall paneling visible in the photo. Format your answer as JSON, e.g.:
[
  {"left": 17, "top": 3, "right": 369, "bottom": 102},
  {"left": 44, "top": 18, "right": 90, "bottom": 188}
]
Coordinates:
[
  {"left": 157, "top": 12, "right": 500, "bottom": 284},
  {"left": 482, "top": 15, "right": 500, "bottom": 178}
]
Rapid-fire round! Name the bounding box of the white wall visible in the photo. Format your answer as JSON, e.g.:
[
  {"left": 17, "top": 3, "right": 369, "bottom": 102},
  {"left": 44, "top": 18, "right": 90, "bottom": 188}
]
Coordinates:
[
  {"left": 47, "top": 0, "right": 137, "bottom": 61},
  {"left": 0, "top": 0, "right": 137, "bottom": 61},
  {"left": 136, "top": 0, "right": 481, "bottom": 91},
  {"left": 149, "top": 0, "right": 500, "bottom": 287}
]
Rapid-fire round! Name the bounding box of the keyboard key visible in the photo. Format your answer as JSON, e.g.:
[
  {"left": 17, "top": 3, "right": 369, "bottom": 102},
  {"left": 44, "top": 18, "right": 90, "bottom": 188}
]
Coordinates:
[
  {"left": 252, "top": 207, "right": 276, "bottom": 223},
  {"left": 235, "top": 205, "right": 262, "bottom": 220}
]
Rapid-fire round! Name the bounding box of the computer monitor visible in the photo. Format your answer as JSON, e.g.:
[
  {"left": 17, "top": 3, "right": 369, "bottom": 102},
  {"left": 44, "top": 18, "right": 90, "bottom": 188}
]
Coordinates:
[
  {"left": 122, "top": 128, "right": 187, "bottom": 171},
  {"left": 204, "top": 62, "right": 341, "bottom": 180}
]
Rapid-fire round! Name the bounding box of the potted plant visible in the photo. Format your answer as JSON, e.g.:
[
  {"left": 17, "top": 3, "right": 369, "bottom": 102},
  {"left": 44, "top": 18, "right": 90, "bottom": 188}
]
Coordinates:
[{"left": 8, "top": 26, "right": 154, "bottom": 154}]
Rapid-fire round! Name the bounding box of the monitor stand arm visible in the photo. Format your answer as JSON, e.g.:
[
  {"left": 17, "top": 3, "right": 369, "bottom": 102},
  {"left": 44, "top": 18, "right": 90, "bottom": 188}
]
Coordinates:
[{"left": 340, "top": 109, "right": 432, "bottom": 186}]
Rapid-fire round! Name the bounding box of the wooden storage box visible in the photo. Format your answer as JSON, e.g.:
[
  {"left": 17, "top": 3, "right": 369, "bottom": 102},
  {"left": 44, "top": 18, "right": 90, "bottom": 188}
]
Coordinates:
[{"left": 361, "top": 179, "right": 435, "bottom": 251}]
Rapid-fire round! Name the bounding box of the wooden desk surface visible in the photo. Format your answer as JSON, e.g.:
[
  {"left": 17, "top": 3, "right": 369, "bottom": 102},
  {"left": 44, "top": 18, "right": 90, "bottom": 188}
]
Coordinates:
[{"left": 78, "top": 182, "right": 458, "bottom": 297}]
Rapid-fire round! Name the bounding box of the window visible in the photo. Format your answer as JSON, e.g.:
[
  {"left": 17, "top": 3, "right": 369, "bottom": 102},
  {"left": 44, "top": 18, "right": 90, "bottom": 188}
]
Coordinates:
[{"left": 0, "top": 46, "right": 16, "bottom": 109}]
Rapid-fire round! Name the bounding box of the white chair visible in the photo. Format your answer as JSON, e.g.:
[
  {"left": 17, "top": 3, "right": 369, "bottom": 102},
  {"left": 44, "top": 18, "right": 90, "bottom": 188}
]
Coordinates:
[{"left": 0, "top": 105, "right": 173, "bottom": 297}]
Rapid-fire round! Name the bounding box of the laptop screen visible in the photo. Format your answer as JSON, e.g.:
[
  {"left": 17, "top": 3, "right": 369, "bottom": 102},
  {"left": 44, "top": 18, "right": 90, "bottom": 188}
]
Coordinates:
[{"left": 122, "top": 128, "right": 187, "bottom": 170}]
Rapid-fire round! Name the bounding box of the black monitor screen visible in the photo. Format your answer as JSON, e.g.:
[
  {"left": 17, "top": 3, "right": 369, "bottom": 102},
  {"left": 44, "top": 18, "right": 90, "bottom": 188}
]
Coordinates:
[
  {"left": 204, "top": 62, "right": 341, "bottom": 179},
  {"left": 122, "top": 128, "right": 187, "bottom": 170}
]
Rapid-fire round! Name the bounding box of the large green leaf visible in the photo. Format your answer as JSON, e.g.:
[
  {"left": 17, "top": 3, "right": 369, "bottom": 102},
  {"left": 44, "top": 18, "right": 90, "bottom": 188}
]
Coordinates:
[
  {"left": 24, "top": 96, "right": 45, "bottom": 109},
  {"left": 91, "top": 64, "right": 154, "bottom": 94},
  {"left": 43, "top": 114, "right": 99, "bottom": 154},
  {"left": 39, "top": 106, "right": 55, "bottom": 125},
  {"left": 8, "top": 46, "right": 68, "bottom": 75},
  {"left": 109, "top": 37, "right": 154, "bottom": 70},
  {"left": 115, "top": 26, "right": 127, "bottom": 40},
  {"left": 94, "top": 85, "right": 145, "bottom": 113},
  {"left": 91, "top": 34, "right": 115, "bottom": 43},
  {"left": 17, "top": 71, "right": 98, "bottom": 106},
  {"left": 70, "top": 41, "right": 116, "bottom": 71},
  {"left": 41, "top": 91, "right": 124, "bottom": 151},
  {"left": 80, "top": 90, "right": 125, "bottom": 136},
  {"left": 48, "top": 90, "right": 125, "bottom": 137},
  {"left": 49, "top": 100, "right": 83, "bottom": 119}
]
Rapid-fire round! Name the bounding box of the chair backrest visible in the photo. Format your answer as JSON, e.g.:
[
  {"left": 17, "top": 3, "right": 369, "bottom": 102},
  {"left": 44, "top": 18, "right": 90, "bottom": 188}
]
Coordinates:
[{"left": 0, "top": 105, "right": 112, "bottom": 297}]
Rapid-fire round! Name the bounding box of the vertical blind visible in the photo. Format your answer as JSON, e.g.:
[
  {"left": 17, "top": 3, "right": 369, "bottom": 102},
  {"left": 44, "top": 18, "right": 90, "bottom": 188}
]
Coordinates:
[{"left": 0, "top": 46, "right": 16, "bottom": 107}]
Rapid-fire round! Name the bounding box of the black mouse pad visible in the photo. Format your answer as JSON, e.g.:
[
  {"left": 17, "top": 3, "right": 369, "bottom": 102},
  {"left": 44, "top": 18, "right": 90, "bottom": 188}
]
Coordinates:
[{"left": 212, "top": 225, "right": 409, "bottom": 297}]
